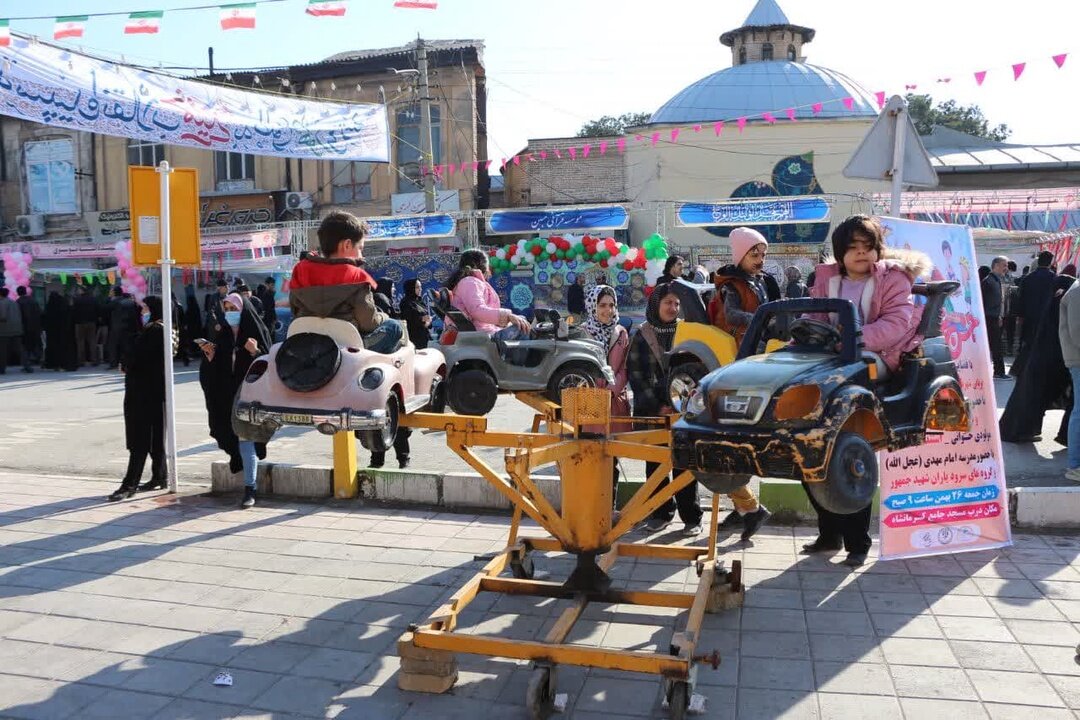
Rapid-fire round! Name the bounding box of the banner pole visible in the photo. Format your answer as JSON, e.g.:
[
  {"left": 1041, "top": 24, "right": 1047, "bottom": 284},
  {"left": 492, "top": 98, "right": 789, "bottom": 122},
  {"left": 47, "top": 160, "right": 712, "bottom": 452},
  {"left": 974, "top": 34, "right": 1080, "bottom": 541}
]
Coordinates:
[
  {"left": 157, "top": 160, "right": 179, "bottom": 494},
  {"left": 889, "top": 99, "right": 908, "bottom": 216}
]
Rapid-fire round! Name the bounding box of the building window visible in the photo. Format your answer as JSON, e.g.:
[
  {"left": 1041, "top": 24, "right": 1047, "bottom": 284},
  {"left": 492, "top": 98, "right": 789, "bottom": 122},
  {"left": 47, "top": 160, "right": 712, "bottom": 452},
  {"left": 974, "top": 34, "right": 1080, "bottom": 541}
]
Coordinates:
[
  {"left": 738, "top": 46, "right": 747, "bottom": 65},
  {"left": 25, "top": 138, "right": 77, "bottom": 215},
  {"left": 395, "top": 104, "right": 441, "bottom": 193},
  {"left": 762, "top": 43, "right": 774, "bottom": 61},
  {"left": 127, "top": 139, "right": 164, "bottom": 167},
  {"left": 332, "top": 161, "right": 373, "bottom": 203},
  {"left": 787, "top": 44, "right": 797, "bottom": 61},
  {"left": 214, "top": 151, "right": 255, "bottom": 182}
]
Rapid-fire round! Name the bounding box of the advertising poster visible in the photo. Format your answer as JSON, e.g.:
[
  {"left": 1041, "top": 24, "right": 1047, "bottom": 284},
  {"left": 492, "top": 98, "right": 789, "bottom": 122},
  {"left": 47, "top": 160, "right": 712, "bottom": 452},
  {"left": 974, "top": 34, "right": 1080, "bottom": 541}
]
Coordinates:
[{"left": 877, "top": 217, "right": 1012, "bottom": 560}]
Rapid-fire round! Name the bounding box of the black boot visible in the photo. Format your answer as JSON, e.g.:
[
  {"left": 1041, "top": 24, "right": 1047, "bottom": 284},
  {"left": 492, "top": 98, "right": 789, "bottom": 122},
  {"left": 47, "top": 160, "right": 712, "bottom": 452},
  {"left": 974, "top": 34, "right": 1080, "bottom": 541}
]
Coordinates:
[
  {"left": 369, "top": 452, "right": 385, "bottom": 469},
  {"left": 108, "top": 480, "right": 138, "bottom": 502},
  {"left": 397, "top": 455, "right": 410, "bottom": 469},
  {"left": 137, "top": 478, "right": 167, "bottom": 492}
]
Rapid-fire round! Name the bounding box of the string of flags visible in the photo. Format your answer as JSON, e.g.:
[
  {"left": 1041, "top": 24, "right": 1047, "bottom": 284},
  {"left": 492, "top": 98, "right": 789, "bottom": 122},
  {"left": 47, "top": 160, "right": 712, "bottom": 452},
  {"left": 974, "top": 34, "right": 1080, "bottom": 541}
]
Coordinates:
[
  {"left": 0, "top": 0, "right": 436, "bottom": 44},
  {"left": 495, "top": 51, "right": 1071, "bottom": 174}
]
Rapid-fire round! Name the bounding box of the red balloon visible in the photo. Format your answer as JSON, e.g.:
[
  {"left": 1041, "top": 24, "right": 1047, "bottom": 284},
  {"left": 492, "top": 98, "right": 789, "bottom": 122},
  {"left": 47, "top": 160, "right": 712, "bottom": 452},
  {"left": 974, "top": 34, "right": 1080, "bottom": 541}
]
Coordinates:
[
  {"left": 605, "top": 238, "right": 618, "bottom": 253},
  {"left": 531, "top": 245, "right": 542, "bottom": 256},
  {"left": 598, "top": 259, "right": 608, "bottom": 268},
  {"left": 622, "top": 260, "right": 634, "bottom": 270},
  {"left": 635, "top": 256, "right": 647, "bottom": 268}
]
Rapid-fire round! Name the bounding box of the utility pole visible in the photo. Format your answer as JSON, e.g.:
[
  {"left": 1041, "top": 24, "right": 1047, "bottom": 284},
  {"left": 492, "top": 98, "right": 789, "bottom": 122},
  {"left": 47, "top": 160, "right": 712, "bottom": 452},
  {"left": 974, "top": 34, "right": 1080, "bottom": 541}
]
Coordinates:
[
  {"left": 416, "top": 36, "right": 436, "bottom": 213},
  {"left": 208, "top": 47, "right": 214, "bottom": 76}
]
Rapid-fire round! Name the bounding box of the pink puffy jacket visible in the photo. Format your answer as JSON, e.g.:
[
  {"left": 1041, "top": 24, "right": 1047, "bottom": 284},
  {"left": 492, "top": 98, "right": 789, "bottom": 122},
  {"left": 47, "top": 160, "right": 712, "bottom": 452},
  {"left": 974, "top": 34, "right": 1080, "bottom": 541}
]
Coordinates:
[{"left": 450, "top": 270, "right": 511, "bottom": 334}]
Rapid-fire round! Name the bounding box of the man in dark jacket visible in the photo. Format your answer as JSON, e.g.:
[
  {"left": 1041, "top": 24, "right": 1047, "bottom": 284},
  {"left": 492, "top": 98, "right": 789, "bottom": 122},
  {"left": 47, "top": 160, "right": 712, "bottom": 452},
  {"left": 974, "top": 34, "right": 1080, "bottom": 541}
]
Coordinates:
[
  {"left": 0, "top": 287, "right": 29, "bottom": 373},
  {"left": 257, "top": 277, "right": 277, "bottom": 330},
  {"left": 1017, "top": 251, "right": 1057, "bottom": 354},
  {"left": 289, "top": 212, "right": 402, "bottom": 353},
  {"left": 566, "top": 274, "right": 586, "bottom": 317},
  {"left": 107, "top": 287, "right": 141, "bottom": 369},
  {"left": 15, "top": 286, "right": 42, "bottom": 365},
  {"left": 982, "top": 256, "right": 1009, "bottom": 378},
  {"left": 72, "top": 285, "right": 101, "bottom": 366},
  {"left": 204, "top": 279, "right": 229, "bottom": 335}
]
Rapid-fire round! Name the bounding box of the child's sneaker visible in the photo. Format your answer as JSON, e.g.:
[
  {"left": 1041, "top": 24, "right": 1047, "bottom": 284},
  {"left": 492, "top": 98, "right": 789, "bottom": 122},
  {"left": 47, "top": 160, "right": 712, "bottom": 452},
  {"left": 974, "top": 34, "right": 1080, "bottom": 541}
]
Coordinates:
[{"left": 1066, "top": 468, "right": 1080, "bottom": 483}]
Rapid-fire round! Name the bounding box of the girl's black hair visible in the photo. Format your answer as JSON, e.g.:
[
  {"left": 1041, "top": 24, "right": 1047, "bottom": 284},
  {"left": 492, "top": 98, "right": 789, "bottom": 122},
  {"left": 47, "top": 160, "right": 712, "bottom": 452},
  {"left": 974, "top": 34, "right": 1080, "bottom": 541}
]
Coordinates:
[
  {"left": 403, "top": 278, "right": 421, "bottom": 297},
  {"left": 446, "top": 249, "right": 490, "bottom": 290},
  {"left": 663, "top": 255, "right": 685, "bottom": 276},
  {"left": 831, "top": 215, "right": 884, "bottom": 276}
]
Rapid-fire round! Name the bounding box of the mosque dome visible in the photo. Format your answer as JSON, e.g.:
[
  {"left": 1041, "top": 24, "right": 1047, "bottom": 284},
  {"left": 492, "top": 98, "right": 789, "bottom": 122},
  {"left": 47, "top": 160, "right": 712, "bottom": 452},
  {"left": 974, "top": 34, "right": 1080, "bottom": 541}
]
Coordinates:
[{"left": 650, "top": 0, "right": 878, "bottom": 124}]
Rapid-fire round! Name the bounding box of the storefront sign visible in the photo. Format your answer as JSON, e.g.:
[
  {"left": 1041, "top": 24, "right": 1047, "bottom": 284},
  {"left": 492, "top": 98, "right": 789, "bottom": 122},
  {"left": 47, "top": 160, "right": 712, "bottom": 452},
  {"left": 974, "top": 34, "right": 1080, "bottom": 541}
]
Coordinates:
[
  {"left": 85, "top": 209, "right": 132, "bottom": 240},
  {"left": 877, "top": 217, "right": 1011, "bottom": 560},
  {"left": 675, "top": 197, "right": 831, "bottom": 228},
  {"left": 25, "top": 227, "right": 290, "bottom": 260},
  {"left": 391, "top": 190, "right": 461, "bottom": 215},
  {"left": 201, "top": 193, "right": 275, "bottom": 229},
  {"left": 486, "top": 205, "right": 629, "bottom": 235}
]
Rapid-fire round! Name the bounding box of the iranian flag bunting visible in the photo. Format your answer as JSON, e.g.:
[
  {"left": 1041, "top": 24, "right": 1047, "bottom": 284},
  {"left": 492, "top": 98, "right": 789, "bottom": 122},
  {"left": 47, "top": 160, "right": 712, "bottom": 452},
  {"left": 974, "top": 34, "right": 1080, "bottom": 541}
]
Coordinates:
[
  {"left": 220, "top": 3, "right": 256, "bottom": 30},
  {"left": 0, "top": 20, "right": 9, "bottom": 47},
  {"left": 394, "top": 1, "right": 438, "bottom": 8},
  {"left": 306, "top": 1, "right": 348, "bottom": 16},
  {"left": 124, "top": 11, "right": 163, "bottom": 35},
  {"left": 54, "top": 16, "right": 87, "bottom": 40}
]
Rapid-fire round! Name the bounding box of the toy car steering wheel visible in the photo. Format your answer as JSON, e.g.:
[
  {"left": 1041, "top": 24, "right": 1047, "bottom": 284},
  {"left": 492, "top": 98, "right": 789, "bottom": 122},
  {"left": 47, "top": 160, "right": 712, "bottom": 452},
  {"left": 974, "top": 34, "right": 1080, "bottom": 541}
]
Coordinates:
[{"left": 789, "top": 318, "right": 842, "bottom": 348}]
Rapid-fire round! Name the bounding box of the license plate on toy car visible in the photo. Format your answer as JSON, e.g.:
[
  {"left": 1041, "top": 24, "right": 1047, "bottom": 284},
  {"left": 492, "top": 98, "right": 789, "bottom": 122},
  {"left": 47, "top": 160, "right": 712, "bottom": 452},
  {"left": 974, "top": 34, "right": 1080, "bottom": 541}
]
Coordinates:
[
  {"left": 696, "top": 442, "right": 757, "bottom": 475},
  {"left": 281, "top": 412, "right": 312, "bottom": 424}
]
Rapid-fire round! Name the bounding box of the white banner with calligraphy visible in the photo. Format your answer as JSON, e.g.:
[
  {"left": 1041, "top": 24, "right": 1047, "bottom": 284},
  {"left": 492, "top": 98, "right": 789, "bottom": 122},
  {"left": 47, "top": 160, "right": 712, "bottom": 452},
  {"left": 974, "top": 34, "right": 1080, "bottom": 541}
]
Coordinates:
[
  {"left": 877, "top": 217, "right": 1011, "bottom": 560},
  {"left": 0, "top": 35, "right": 388, "bottom": 161}
]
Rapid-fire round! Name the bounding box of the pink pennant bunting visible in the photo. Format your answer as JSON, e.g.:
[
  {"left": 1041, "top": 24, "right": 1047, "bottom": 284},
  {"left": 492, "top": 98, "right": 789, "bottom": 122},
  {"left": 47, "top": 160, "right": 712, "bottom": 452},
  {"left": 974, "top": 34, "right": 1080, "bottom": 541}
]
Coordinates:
[
  {"left": 616, "top": 138, "right": 627, "bottom": 153},
  {"left": 434, "top": 165, "right": 444, "bottom": 176},
  {"left": 874, "top": 91, "right": 886, "bottom": 109},
  {"left": 785, "top": 107, "right": 796, "bottom": 122},
  {"left": 526, "top": 153, "right": 535, "bottom": 163},
  {"left": 568, "top": 147, "right": 577, "bottom": 160},
  {"left": 736, "top": 117, "right": 747, "bottom": 132},
  {"left": 635, "top": 134, "right": 644, "bottom": 142},
  {"left": 811, "top": 102, "right": 823, "bottom": 115},
  {"left": 582, "top": 144, "right": 592, "bottom": 158},
  {"left": 1053, "top": 53, "right": 1068, "bottom": 68},
  {"left": 539, "top": 150, "right": 548, "bottom": 160},
  {"left": 500, "top": 157, "right": 507, "bottom": 168},
  {"left": 448, "top": 163, "right": 456, "bottom": 176},
  {"left": 483, "top": 159, "right": 492, "bottom": 170},
  {"left": 1012, "top": 62, "right": 1026, "bottom": 80},
  {"left": 512, "top": 156, "right": 520, "bottom": 166},
  {"left": 842, "top": 97, "right": 854, "bottom": 111},
  {"left": 713, "top": 121, "right": 724, "bottom": 136},
  {"left": 650, "top": 132, "right": 660, "bottom": 146},
  {"left": 974, "top": 70, "right": 987, "bottom": 86},
  {"left": 670, "top": 128, "right": 680, "bottom": 143},
  {"left": 554, "top": 149, "right": 562, "bottom": 159},
  {"left": 762, "top": 112, "right": 776, "bottom": 124},
  {"left": 599, "top": 140, "right": 608, "bottom": 155},
  {"left": 472, "top": 161, "right": 480, "bottom": 172},
  {"left": 693, "top": 124, "right": 702, "bottom": 133}
]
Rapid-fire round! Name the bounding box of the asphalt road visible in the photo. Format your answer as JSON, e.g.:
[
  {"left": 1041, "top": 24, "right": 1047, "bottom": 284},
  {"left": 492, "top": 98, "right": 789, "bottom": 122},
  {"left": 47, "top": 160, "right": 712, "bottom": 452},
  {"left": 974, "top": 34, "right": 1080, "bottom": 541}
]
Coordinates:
[{"left": 0, "top": 362, "right": 1066, "bottom": 488}]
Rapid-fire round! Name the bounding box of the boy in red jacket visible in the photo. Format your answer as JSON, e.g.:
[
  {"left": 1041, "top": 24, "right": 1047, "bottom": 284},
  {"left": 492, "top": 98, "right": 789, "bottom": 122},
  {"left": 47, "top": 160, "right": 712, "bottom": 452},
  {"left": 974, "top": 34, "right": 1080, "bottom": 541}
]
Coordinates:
[{"left": 289, "top": 212, "right": 403, "bottom": 353}]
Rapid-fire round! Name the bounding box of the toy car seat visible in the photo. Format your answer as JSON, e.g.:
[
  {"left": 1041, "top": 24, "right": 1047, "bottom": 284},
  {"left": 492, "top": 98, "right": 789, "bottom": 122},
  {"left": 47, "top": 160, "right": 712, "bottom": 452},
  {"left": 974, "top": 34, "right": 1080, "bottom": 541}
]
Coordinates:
[
  {"left": 669, "top": 278, "right": 713, "bottom": 324},
  {"left": 429, "top": 287, "right": 475, "bottom": 345},
  {"left": 287, "top": 316, "right": 363, "bottom": 347}
]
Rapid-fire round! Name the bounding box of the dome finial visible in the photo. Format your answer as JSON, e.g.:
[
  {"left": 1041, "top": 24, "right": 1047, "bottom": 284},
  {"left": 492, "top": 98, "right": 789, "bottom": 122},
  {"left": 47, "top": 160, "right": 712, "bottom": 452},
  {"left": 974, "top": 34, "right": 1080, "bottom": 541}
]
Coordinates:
[{"left": 720, "top": 0, "right": 815, "bottom": 67}]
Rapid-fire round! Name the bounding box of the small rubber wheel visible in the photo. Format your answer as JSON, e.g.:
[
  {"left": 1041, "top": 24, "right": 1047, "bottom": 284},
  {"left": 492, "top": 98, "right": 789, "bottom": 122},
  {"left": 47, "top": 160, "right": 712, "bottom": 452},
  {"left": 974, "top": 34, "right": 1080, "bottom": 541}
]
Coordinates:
[
  {"left": 806, "top": 431, "right": 878, "bottom": 514},
  {"left": 448, "top": 368, "right": 498, "bottom": 416},
  {"left": 428, "top": 374, "right": 447, "bottom": 413},
  {"left": 525, "top": 666, "right": 555, "bottom": 720},
  {"left": 667, "top": 680, "right": 690, "bottom": 720},
  {"left": 357, "top": 393, "right": 399, "bottom": 454}
]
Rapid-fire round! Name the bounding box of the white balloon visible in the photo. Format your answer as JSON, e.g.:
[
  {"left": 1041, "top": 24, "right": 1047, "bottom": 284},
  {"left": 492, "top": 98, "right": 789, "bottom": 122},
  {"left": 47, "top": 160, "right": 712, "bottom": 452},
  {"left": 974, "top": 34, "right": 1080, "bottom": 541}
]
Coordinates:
[
  {"left": 545, "top": 242, "right": 556, "bottom": 254},
  {"left": 510, "top": 254, "right": 522, "bottom": 266},
  {"left": 496, "top": 249, "right": 506, "bottom": 260}
]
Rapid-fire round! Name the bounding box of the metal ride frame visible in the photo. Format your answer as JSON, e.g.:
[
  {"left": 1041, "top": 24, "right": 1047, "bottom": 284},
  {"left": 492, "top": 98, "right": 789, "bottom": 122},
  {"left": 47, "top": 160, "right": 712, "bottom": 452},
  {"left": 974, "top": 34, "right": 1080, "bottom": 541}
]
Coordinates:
[{"left": 395, "top": 387, "right": 744, "bottom": 720}]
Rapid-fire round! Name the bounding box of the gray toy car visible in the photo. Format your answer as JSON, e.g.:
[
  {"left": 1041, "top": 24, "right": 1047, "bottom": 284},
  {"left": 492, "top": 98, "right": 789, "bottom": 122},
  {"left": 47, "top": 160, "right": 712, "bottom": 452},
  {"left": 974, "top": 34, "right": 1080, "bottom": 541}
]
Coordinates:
[{"left": 430, "top": 288, "right": 615, "bottom": 415}]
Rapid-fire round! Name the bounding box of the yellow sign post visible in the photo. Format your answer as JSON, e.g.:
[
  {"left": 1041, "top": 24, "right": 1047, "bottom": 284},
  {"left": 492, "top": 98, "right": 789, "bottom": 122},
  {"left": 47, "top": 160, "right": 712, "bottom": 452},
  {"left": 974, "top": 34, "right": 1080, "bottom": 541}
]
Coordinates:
[
  {"left": 127, "top": 163, "right": 201, "bottom": 494},
  {"left": 128, "top": 165, "right": 202, "bottom": 267}
]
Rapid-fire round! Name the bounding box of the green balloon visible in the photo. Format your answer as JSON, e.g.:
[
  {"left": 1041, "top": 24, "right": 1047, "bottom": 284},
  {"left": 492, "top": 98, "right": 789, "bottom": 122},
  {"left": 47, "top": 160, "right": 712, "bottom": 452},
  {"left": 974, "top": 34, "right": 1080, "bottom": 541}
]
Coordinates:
[{"left": 556, "top": 250, "right": 565, "bottom": 259}]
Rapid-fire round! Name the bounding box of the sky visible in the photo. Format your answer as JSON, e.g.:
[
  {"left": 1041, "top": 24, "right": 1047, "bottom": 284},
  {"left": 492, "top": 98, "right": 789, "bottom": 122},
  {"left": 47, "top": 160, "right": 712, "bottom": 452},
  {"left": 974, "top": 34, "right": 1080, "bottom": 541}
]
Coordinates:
[{"left": 2, "top": 0, "right": 1077, "bottom": 166}]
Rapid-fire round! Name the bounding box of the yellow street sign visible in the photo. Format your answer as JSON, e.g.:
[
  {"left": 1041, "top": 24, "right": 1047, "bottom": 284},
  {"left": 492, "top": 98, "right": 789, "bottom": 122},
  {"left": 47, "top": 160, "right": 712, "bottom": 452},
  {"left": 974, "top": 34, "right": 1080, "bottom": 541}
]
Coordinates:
[{"left": 128, "top": 166, "right": 202, "bottom": 267}]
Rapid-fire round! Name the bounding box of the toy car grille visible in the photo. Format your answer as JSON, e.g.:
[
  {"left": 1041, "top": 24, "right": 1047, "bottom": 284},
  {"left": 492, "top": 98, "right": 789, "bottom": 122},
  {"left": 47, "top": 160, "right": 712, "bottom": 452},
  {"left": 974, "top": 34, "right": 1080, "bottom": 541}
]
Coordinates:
[{"left": 707, "top": 391, "right": 764, "bottom": 421}]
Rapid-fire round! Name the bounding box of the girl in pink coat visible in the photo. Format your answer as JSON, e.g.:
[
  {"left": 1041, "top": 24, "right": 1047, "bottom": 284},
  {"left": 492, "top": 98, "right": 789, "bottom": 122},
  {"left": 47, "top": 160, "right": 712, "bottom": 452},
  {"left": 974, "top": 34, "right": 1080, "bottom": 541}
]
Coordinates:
[
  {"left": 446, "top": 250, "right": 530, "bottom": 339},
  {"left": 808, "top": 215, "right": 931, "bottom": 372}
]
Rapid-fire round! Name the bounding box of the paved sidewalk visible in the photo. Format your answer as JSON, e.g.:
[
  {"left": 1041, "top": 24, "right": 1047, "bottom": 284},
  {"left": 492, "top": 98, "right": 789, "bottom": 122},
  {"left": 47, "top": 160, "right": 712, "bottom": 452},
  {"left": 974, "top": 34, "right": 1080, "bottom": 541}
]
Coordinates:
[{"left": 1, "top": 471, "right": 1079, "bottom": 719}]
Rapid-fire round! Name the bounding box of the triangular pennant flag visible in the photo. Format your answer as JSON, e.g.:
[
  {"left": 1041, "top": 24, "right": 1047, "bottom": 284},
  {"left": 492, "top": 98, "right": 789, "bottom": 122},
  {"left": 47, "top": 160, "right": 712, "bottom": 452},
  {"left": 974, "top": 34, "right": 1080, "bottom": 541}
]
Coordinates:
[
  {"left": 762, "top": 112, "right": 777, "bottom": 124},
  {"left": 448, "top": 163, "right": 455, "bottom": 176},
  {"left": 54, "top": 15, "right": 87, "bottom": 40},
  {"left": 59, "top": 273, "right": 68, "bottom": 284},
  {"left": 670, "top": 128, "right": 680, "bottom": 143},
  {"left": 811, "top": 102, "right": 823, "bottom": 115},
  {"left": 512, "top": 155, "right": 521, "bottom": 165},
  {"left": 525, "top": 154, "right": 534, "bottom": 163},
  {"left": 220, "top": 4, "right": 256, "bottom": 30},
  {"left": 1012, "top": 62, "right": 1026, "bottom": 80},
  {"left": 0, "top": 20, "right": 10, "bottom": 47},
  {"left": 693, "top": 124, "right": 702, "bottom": 133},
  {"left": 1053, "top": 53, "right": 1068, "bottom": 69},
  {"left": 124, "top": 11, "right": 163, "bottom": 34},
  {"left": 599, "top": 141, "right": 608, "bottom": 155},
  {"left": 785, "top": 108, "right": 797, "bottom": 122},
  {"left": 539, "top": 150, "right": 547, "bottom": 160},
  {"left": 842, "top": 97, "right": 855, "bottom": 111},
  {"left": 736, "top": 117, "right": 747, "bottom": 132},
  {"left": 582, "top": 144, "right": 592, "bottom": 158},
  {"left": 616, "top": 138, "right": 626, "bottom": 153},
  {"left": 713, "top": 121, "right": 724, "bottom": 136},
  {"left": 554, "top": 149, "right": 562, "bottom": 159},
  {"left": 483, "top": 159, "right": 493, "bottom": 170},
  {"left": 306, "top": 1, "right": 348, "bottom": 17},
  {"left": 567, "top": 147, "right": 577, "bottom": 160},
  {"left": 974, "top": 70, "right": 987, "bottom": 86},
  {"left": 874, "top": 91, "right": 886, "bottom": 109},
  {"left": 650, "top": 132, "right": 660, "bottom": 146}
]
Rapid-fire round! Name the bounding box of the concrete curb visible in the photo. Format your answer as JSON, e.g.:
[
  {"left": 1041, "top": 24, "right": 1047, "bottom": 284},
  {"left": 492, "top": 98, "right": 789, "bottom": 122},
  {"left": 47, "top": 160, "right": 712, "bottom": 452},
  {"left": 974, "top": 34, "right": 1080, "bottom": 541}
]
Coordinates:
[{"left": 210, "top": 462, "right": 1080, "bottom": 529}]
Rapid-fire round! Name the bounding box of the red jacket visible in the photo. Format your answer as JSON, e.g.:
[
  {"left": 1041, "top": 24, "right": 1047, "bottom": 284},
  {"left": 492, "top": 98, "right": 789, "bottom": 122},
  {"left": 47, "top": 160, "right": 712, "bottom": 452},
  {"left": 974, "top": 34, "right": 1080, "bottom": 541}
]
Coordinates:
[{"left": 288, "top": 256, "right": 386, "bottom": 333}]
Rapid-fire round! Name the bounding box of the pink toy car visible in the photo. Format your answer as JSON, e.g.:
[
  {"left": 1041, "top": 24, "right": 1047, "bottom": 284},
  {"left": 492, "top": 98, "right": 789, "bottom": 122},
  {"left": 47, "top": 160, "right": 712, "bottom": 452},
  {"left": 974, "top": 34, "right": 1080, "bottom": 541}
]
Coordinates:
[{"left": 233, "top": 317, "right": 445, "bottom": 453}]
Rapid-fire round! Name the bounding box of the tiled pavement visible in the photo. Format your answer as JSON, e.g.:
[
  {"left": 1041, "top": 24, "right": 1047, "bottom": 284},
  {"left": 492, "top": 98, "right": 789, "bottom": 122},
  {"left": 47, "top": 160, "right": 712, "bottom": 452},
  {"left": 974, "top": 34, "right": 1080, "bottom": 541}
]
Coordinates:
[{"left": 1, "top": 471, "right": 1080, "bottom": 719}]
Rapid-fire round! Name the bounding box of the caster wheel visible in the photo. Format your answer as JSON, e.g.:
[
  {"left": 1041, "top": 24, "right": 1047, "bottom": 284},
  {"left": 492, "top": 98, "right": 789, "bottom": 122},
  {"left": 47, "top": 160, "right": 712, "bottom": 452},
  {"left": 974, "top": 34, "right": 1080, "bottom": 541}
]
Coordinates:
[
  {"left": 667, "top": 680, "right": 690, "bottom": 720},
  {"left": 525, "top": 666, "right": 556, "bottom": 720},
  {"left": 510, "top": 554, "right": 535, "bottom": 580}
]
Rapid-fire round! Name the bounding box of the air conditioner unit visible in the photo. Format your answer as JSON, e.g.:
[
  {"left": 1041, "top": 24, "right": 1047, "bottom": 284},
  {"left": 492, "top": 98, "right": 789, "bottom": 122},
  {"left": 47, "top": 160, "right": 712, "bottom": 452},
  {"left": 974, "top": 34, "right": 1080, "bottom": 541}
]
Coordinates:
[
  {"left": 15, "top": 214, "right": 45, "bottom": 237},
  {"left": 284, "top": 191, "right": 313, "bottom": 211}
]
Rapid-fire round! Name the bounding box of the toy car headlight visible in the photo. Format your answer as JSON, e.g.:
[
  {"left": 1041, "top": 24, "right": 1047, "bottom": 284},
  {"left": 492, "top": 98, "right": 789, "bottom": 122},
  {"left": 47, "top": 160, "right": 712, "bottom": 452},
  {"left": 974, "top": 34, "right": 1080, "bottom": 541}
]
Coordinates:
[
  {"left": 359, "top": 368, "right": 384, "bottom": 390},
  {"left": 684, "top": 389, "right": 707, "bottom": 418},
  {"left": 774, "top": 384, "right": 821, "bottom": 421}
]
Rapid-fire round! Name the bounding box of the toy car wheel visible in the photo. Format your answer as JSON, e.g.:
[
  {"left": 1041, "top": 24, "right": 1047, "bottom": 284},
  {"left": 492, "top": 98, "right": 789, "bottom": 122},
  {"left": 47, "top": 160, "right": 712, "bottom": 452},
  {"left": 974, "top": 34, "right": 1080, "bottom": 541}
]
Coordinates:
[
  {"left": 546, "top": 362, "right": 601, "bottom": 403},
  {"left": 357, "top": 393, "right": 399, "bottom": 454},
  {"left": 448, "top": 368, "right": 499, "bottom": 416},
  {"left": 428, "top": 374, "right": 448, "bottom": 413},
  {"left": 807, "top": 431, "right": 878, "bottom": 514},
  {"left": 668, "top": 361, "right": 708, "bottom": 409},
  {"left": 695, "top": 472, "right": 753, "bottom": 495}
]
